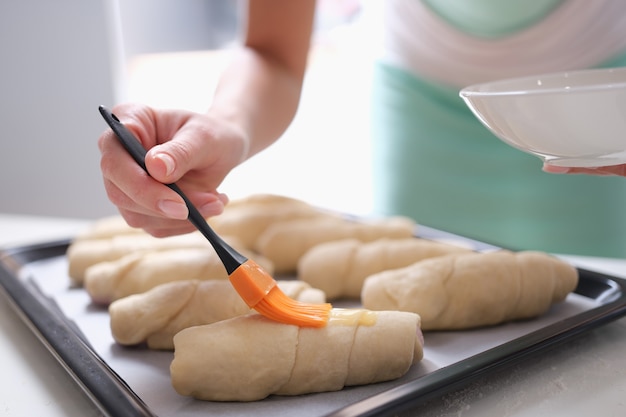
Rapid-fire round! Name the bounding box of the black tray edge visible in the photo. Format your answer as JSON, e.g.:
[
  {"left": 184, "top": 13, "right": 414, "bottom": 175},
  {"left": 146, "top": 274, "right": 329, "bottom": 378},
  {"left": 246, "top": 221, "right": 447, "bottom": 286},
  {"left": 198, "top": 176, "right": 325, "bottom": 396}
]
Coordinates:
[
  {"left": 2, "top": 239, "right": 626, "bottom": 417},
  {"left": 0, "top": 240, "right": 157, "bottom": 417},
  {"left": 326, "top": 267, "right": 626, "bottom": 417}
]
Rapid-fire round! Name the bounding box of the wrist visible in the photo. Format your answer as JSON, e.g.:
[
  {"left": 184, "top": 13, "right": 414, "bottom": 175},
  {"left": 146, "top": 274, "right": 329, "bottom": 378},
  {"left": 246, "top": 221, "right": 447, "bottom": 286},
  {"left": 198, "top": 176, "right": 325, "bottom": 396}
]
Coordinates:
[{"left": 203, "top": 108, "right": 252, "bottom": 166}]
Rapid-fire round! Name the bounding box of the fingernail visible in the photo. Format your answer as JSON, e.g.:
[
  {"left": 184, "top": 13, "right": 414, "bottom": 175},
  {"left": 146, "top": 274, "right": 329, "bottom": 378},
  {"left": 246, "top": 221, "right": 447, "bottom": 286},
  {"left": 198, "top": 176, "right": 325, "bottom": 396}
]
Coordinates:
[
  {"left": 546, "top": 166, "right": 571, "bottom": 174},
  {"left": 155, "top": 153, "right": 175, "bottom": 177},
  {"left": 200, "top": 199, "right": 225, "bottom": 215},
  {"left": 543, "top": 162, "right": 571, "bottom": 174},
  {"left": 158, "top": 199, "right": 188, "bottom": 219}
]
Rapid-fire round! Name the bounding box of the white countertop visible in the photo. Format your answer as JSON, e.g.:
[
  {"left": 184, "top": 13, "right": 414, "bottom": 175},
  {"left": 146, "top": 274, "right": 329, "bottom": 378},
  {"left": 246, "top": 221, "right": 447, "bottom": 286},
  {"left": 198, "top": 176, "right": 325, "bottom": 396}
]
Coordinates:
[{"left": 1, "top": 214, "right": 626, "bottom": 417}]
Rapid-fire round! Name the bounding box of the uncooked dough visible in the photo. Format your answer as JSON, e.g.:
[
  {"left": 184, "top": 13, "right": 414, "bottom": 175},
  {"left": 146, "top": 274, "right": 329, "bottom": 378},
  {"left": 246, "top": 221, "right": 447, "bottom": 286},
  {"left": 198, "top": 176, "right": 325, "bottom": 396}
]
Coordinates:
[
  {"left": 362, "top": 250, "right": 579, "bottom": 330},
  {"left": 170, "top": 309, "right": 423, "bottom": 401}
]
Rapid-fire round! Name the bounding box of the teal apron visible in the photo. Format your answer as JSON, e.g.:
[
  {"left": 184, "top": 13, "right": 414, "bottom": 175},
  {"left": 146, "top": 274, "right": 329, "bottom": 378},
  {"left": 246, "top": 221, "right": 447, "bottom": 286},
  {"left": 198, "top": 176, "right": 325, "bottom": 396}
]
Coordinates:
[{"left": 370, "top": 60, "right": 626, "bottom": 257}]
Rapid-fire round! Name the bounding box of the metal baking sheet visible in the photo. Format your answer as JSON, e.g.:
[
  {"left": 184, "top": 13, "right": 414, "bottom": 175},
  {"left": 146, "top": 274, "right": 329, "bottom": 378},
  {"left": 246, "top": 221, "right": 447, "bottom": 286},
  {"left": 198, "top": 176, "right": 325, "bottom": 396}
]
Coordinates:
[{"left": 1, "top": 230, "right": 626, "bottom": 417}]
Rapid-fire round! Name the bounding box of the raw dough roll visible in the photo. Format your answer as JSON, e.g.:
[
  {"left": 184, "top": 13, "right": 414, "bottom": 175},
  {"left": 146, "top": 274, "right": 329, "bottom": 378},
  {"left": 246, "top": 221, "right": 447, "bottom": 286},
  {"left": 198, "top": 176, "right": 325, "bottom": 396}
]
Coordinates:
[
  {"left": 362, "top": 250, "right": 579, "bottom": 330},
  {"left": 109, "top": 279, "right": 325, "bottom": 350},
  {"left": 67, "top": 231, "right": 213, "bottom": 284},
  {"left": 83, "top": 247, "right": 273, "bottom": 305},
  {"left": 72, "top": 215, "right": 144, "bottom": 241},
  {"left": 170, "top": 309, "right": 423, "bottom": 401},
  {"left": 256, "top": 216, "right": 416, "bottom": 274},
  {"left": 298, "top": 238, "right": 471, "bottom": 299},
  {"left": 219, "top": 193, "right": 308, "bottom": 209},
  {"left": 209, "top": 193, "right": 336, "bottom": 250}
]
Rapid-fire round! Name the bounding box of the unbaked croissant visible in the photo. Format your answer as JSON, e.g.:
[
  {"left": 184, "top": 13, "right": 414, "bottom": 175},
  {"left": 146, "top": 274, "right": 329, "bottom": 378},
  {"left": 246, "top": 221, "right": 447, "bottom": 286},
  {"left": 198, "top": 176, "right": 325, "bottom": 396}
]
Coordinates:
[
  {"left": 209, "top": 193, "right": 337, "bottom": 250},
  {"left": 67, "top": 231, "right": 213, "bottom": 284},
  {"left": 109, "top": 279, "right": 324, "bottom": 350},
  {"left": 83, "top": 246, "right": 273, "bottom": 305},
  {"left": 256, "top": 216, "right": 416, "bottom": 274},
  {"left": 298, "top": 237, "right": 471, "bottom": 299},
  {"left": 170, "top": 309, "right": 423, "bottom": 401},
  {"left": 72, "top": 215, "right": 144, "bottom": 241},
  {"left": 362, "top": 250, "right": 579, "bottom": 330}
]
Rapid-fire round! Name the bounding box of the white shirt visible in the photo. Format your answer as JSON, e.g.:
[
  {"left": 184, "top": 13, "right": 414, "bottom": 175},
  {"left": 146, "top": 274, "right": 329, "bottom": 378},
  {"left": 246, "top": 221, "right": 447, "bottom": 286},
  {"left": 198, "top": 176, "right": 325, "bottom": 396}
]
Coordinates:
[{"left": 381, "top": 0, "right": 626, "bottom": 87}]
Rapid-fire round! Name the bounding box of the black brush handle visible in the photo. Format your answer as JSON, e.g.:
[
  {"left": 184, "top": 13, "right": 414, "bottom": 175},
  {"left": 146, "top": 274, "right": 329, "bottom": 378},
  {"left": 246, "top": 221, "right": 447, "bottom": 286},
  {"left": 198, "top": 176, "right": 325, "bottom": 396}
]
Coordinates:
[{"left": 98, "top": 105, "right": 246, "bottom": 274}]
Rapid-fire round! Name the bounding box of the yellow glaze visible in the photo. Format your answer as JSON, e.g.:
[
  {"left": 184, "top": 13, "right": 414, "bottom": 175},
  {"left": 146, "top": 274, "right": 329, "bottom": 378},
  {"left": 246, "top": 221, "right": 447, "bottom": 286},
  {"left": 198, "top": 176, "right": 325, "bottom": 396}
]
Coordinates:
[{"left": 328, "top": 308, "right": 377, "bottom": 326}]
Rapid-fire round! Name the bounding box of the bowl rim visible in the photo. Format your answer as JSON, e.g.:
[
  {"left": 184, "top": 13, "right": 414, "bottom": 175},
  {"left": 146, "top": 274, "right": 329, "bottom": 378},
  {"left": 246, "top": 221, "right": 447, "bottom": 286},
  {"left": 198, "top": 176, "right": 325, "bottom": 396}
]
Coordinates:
[{"left": 459, "top": 67, "right": 626, "bottom": 98}]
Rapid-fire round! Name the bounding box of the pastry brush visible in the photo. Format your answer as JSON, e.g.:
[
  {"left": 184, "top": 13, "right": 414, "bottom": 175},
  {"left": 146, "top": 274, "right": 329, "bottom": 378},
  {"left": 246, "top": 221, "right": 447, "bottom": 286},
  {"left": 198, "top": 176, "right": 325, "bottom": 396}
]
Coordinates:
[{"left": 98, "top": 106, "right": 331, "bottom": 327}]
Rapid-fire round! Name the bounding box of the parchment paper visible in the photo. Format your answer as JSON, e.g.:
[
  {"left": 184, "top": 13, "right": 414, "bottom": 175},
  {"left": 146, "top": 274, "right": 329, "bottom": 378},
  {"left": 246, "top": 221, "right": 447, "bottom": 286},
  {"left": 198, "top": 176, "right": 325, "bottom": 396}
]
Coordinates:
[{"left": 18, "top": 254, "right": 600, "bottom": 417}]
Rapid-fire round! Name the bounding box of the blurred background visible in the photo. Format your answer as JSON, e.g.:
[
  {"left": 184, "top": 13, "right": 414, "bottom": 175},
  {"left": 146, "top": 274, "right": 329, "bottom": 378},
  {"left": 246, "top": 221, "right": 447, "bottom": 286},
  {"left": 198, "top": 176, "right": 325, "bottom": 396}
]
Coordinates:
[{"left": 0, "top": 0, "right": 377, "bottom": 220}]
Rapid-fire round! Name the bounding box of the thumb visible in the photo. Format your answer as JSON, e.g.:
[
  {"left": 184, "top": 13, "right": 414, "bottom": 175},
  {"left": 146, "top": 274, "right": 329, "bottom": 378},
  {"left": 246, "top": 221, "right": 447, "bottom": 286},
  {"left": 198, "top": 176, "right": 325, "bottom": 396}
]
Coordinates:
[{"left": 144, "top": 128, "right": 209, "bottom": 184}]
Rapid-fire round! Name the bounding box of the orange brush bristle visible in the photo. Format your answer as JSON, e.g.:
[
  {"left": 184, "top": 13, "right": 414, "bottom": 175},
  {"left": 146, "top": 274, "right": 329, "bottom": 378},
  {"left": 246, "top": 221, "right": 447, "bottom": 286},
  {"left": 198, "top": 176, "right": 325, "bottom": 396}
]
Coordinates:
[{"left": 229, "top": 259, "right": 332, "bottom": 327}]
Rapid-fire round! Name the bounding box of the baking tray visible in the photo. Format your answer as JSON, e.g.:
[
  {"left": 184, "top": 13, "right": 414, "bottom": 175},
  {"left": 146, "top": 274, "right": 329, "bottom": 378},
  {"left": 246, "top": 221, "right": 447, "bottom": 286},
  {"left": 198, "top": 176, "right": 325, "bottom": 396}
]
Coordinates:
[{"left": 1, "top": 228, "right": 626, "bottom": 417}]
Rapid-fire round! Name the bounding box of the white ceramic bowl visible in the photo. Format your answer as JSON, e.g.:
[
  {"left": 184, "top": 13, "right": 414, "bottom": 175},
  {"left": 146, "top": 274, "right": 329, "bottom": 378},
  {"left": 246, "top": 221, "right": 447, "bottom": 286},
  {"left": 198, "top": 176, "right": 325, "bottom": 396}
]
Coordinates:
[{"left": 460, "top": 67, "right": 626, "bottom": 167}]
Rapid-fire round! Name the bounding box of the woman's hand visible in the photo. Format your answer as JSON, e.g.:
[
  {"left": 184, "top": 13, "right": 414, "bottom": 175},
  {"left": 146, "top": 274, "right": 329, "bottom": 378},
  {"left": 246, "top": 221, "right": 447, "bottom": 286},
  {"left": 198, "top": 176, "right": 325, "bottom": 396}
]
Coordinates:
[
  {"left": 98, "top": 0, "right": 316, "bottom": 237},
  {"left": 543, "top": 163, "right": 626, "bottom": 177},
  {"left": 98, "top": 103, "right": 246, "bottom": 236}
]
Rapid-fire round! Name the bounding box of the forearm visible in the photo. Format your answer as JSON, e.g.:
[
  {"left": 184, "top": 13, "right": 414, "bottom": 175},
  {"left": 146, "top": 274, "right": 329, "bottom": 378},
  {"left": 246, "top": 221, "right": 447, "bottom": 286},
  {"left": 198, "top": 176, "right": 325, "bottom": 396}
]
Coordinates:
[
  {"left": 208, "top": 47, "right": 305, "bottom": 161},
  {"left": 208, "top": 0, "right": 316, "bottom": 163}
]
